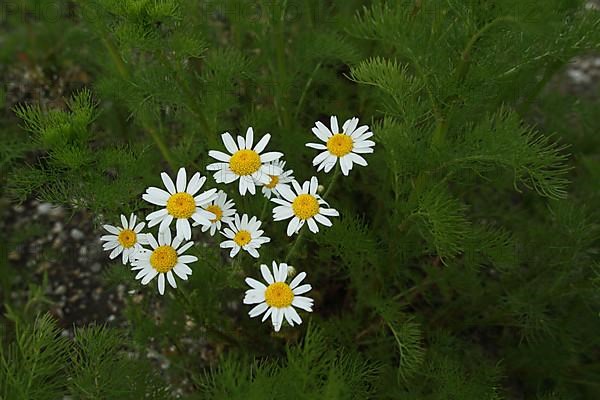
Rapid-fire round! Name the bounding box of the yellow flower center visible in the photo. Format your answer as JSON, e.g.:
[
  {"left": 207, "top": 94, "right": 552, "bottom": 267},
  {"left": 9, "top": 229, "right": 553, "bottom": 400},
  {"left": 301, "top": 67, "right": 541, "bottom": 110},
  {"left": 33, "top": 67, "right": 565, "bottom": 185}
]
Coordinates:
[
  {"left": 229, "top": 149, "right": 261, "bottom": 176},
  {"left": 265, "top": 175, "right": 279, "bottom": 189},
  {"left": 233, "top": 230, "right": 252, "bottom": 246},
  {"left": 326, "top": 133, "right": 354, "bottom": 157},
  {"left": 166, "top": 192, "right": 196, "bottom": 219},
  {"left": 117, "top": 229, "right": 137, "bottom": 248},
  {"left": 292, "top": 194, "right": 320, "bottom": 220},
  {"left": 205, "top": 204, "right": 223, "bottom": 223},
  {"left": 264, "top": 282, "right": 294, "bottom": 308},
  {"left": 150, "top": 245, "right": 178, "bottom": 273}
]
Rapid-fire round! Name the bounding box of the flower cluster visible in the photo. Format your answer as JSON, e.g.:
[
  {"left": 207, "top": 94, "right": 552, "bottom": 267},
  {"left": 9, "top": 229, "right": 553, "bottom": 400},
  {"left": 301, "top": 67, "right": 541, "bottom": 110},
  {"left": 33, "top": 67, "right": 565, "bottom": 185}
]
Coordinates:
[{"left": 101, "top": 116, "right": 374, "bottom": 331}]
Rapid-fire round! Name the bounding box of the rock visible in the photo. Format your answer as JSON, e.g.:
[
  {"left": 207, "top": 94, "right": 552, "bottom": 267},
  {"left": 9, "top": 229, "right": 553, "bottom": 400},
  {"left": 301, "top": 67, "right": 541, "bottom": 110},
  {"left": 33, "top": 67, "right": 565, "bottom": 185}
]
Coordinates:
[
  {"left": 70, "top": 228, "right": 85, "bottom": 241},
  {"left": 90, "top": 262, "right": 102, "bottom": 273},
  {"left": 55, "top": 285, "right": 67, "bottom": 295},
  {"left": 51, "top": 222, "right": 63, "bottom": 234}
]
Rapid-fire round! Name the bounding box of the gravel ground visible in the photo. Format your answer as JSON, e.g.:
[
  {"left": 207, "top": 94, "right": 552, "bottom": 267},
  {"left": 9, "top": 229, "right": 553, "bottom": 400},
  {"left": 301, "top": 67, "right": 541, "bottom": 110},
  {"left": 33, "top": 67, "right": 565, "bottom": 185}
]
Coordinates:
[{"left": 1, "top": 199, "right": 128, "bottom": 335}]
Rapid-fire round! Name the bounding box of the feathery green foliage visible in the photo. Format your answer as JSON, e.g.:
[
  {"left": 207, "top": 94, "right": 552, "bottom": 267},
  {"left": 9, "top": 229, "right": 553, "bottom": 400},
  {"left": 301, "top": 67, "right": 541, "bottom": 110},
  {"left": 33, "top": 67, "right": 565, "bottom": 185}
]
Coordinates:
[{"left": 1, "top": 0, "right": 600, "bottom": 398}]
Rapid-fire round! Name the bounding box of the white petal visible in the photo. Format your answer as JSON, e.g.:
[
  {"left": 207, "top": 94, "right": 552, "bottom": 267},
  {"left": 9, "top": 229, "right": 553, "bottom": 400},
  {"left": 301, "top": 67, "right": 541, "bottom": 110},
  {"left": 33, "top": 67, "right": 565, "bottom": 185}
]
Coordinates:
[
  {"left": 287, "top": 306, "right": 303, "bottom": 325},
  {"left": 161, "top": 172, "right": 176, "bottom": 194},
  {"left": 103, "top": 224, "right": 120, "bottom": 235},
  {"left": 311, "top": 126, "right": 329, "bottom": 142},
  {"left": 348, "top": 152, "right": 368, "bottom": 166},
  {"left": 158, "top": 273, "right": 165, "bottom": 295},
  {"left": 186, "top": 173, "right": 205, "bottom": 196},
  {"left": 307, "top": 218, "right": 319, "bottom": 233},
  {"left": 147, "top": 208, "right": 168, "bottom": 221},
  {"left": 221, "top": 132, "right": 238, "bottom": 153},
  {"left": 141, "top": 269, "right": 158, "bottom": 285},
  {"left": 129, "top": 213, "right": 137, "bottom": 228},
  {"left": 166, "top": 271, "right": 177, "bottom": 288},
  {"left": 277, "top": 185, "right": 296, "bottom": 202},
  {"left": 293, "top": 284, "right": 311, "bottom": 295},
  {"left": 249, "top": 302, "right": 268, "bottom": 317},
  {"left": 109, "top": 246, "right": 122, "bottom": 259},
  {"left": 287, "top": 217, "right": 301, "bottom": 236},
  {"left": 330, "top": 115, "right": 339, "bottom": 134},
  {"left": 146, "top": 187, "right": 171, "bottom": 203},
  {"left": 121, "top": 215, "right": 128, "bottom": 229},
  {"left": 351, "top": 125, "right": 369, "bottom": 139},
  {"left": 322, "top": 155, "right": 337, "bottom": 173},
  {"left": 292, "top": 296, "right": 314, "bottom": 312},
  {"left": 320, "top": 207, "right": 339, "bottom": 217},
  {"left": 260, "top": 152, "right": 283, "bottom": 163},
  {"left": 177, "top": 241, "right": 194, "bottom": 254},
  {"left": 134, "top": 222, "right": 145, "bottom": 233},
  {"left": 245, "top": 127, "right": 254, "bottom": 149},
  {"left": 178, "top": 255, "right": 197, "bottom": 263},
  {"left": 253, "top": 133, "right": 271, "bottom": 153},
  {"left": 340, "top": 156, "right": 351, "bottom": 176},
  {"left": 176, "top": 168, "right": 187, "bottom": 192},
  {"left": 306, "top": 142, "right": 327, "bottom": 150},
  {"left": 208, "top": 150, "right": 231, "bottom": 162},
  {"left": 173, "top": 264, "right": 190, "bottom": 280},
  {"left": 290, "top": 272, "right": 306, "bottom": 289},
  {"left": 343, "top": 117, "right": 359, "bottom": 135},
  {"left": 312, "top": 151, "right": 330, "bottom": 166},
  {"left": 176, "top": 218, "right": 192, "bottom": 240},
  {"left": 158, "top": 216, "right": 173, "bottom": 238},
  {"left": 309, "top": 176, "right": 318, "bottom": 194},
  {"left": 146, "top": 234, "right": 159, "bottom": 249},
  {"left": 315, "top": 121, "right": 333, "bottom": 139},
  {"left": 246, "top": 277, "right": 267, "bottom": 290},
  {"left": 260, "top": 264, "right": 274, "bottom": 284},
  {"left": 246, "top": 247, "right": 259, "bottom": 258},
  {"left": 314, "top": 213, "right": 332, "bottom": 226}
]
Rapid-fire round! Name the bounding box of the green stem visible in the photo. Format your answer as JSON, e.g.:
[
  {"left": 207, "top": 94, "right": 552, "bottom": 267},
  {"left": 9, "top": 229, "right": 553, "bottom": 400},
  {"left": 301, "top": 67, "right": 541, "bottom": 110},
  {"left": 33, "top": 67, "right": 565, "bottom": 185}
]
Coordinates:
[
  {"left": 157, "top": 52, "right": 212, "bottom": 135},
  {"left": 100, "top": 33, "right": 176, "bottom": 169},
  {"left": 518, "top": 59, "right": 564, "bottom": 115},
  {"left": 456, "top": 16, "right": 518, "bottom": 84},
  {"left": 146, "top": 126, "right": 176, "bottom": 170},
  {"left": 101, "top": 35, "right": 130, "bottom": 80},
  {"left": 274, "top": 0, "right": 291, "bottom": 130},
  {"left": 178, "top": 287, "right": 240, "bottom": 347},
  {"left": 294, "top": 62, "right": 322, "bottom": 119},
  {"left": 322, "top": 163, "right": 341, "bottom": 200},
  {"left": 259, "top": 196, "right": 270, "bottom": 221},
  {"left": 285, "top": 165, "right": 341, "bottom": 262},
  {"left": 285, "top": 225, "right": 307, "bottom": 263}
]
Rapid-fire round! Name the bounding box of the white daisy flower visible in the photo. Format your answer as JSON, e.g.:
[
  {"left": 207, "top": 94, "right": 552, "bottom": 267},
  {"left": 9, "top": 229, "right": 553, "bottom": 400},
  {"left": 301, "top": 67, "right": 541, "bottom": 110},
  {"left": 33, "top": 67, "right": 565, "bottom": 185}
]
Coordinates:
[
  {"left": 131, "top": 228, "right": 196, "bottom": 295},
  {"left": 306, "top": 116, "right": 375, "bottom": 175},
  {"left": 220, "top": 213, "right": 270, "bottom": 258},
  {"left": 259, "top": 160, "right": 294, "bottom": 199},
  {"left": 142, "top": 167, "right": 218, "bottom": 241},
  {"left": 243, "top": 262, "right": 313, "bottom": 332},
  {"left": 192, "top": 190, "right": 236, "bottom": 236},
  {"left": 100, "top": 213, "right": 148, "bottom": 265},
  {"left": 272, "top": 176, "right": 339, "bottom": 236},
  {"left": 207, "top": 127, "right": 284, "bottom": 195}
]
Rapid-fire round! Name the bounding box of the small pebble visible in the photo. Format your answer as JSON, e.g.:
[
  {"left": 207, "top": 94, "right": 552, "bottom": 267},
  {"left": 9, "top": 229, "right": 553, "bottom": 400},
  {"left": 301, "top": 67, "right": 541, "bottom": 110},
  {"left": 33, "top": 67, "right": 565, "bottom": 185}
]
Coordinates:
[
  {"left": 90, "top": 263, "right": 102, "bottom": 273},
  {"left": 70, "top": 228, "right": 85, "bottom": 240}
]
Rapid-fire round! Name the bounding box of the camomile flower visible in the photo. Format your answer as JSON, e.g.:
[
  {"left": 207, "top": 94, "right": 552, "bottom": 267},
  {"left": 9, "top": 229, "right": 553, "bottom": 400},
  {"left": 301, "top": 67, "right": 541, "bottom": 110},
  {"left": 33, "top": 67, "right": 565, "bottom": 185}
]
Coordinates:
[
  {"left": 142, "top": 167, "right": 218, "bottom": 241},
  {"left": 192, "top": 190, "right": 236, "bottom": 236},
  {"left": 272, "top": 176, "right": 339, "bottom": 236},
  {"left": 306, "top": 116, "right": 375, "bottom": 175},
  {"left": 131, "top": 228, "right": 196, "bottom": 295},
  {"left": 220, "top": 213, "right": 270, "bottom": 258},
  {"left": 243, "top": 262, "right": 313, "bottom": 332},
  {"left": 259, "top": 160, "right": 294, "bottom": 199},
  {"left": 100, "top": 213, "right": 148, "bottom": 265},
  {"left": 207, "top": 127, "right": 283, "bottom": 195}
]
